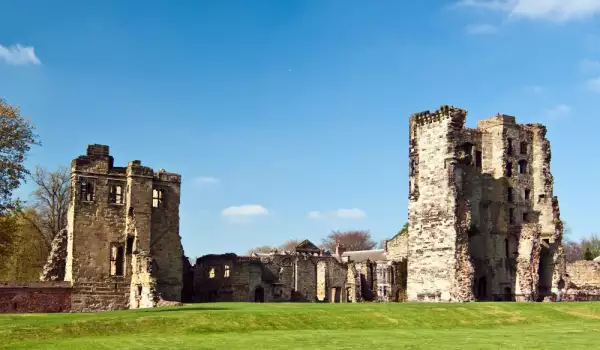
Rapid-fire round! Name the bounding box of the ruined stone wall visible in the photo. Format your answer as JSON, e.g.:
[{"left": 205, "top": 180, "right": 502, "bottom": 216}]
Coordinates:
[
  {"left": 62, "top": 145, "right": 184, "bottom": 312},
  {"left": 567, "top": 261, "right": 600, "bottom": 287},
  {"left": 408, "top": 107, "right": 563, "bottom": 303},
  {"left": 407, "top": 107, "right": 467, "bottom": 302},
  {"left": 316, "top": 260, "right": 327, "bottom": 301},
  {"left": 292, "top": 257, "right": 317, "bottom": 301},
  {"left": 0, "top": 282, "right": 72, "bottom": 313},
  {"left": 193, "top": 254, "right": 238, "bottom": 302},
  {"left": 149, "top": 171, "right": 183, "bottom": 301},
  {"left": 385, "top": 232, "right": 407, "bottom": 261},
  {"left": 66, "top": 145, "right": 130, "bottom": 311},
  {"left": 40, "top": 229, "right": 68, "bottom": 281}
]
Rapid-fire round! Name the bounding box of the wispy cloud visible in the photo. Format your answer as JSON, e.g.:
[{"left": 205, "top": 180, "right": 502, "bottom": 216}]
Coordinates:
[
  {"left": 307, "top": 208, "right": 366, "bottom": 220},
  {"left": 585, "top": 77, "right": 600, "bottom": 92},
  {"left": 580, "top": 59, "right": 600, "bottom": 73},
  {"left": 466, "top": 23, "right": 499, "bottom": 34},
  {"left": 456, "top": 0, "right": 600, "bottom": 22},
  {"left": 543, "top": 104, "right": 571, "bottom": 120},
  {"left": 0, "top": 44, "right": 41, "bottom": 65},
  {"left": 193, "top": 176, "right": 220, "bottom": 186},
  {"left": 524, "top": 85, "right": 546, "bottom": 95},
  {"left": 221, "top": 204, "right": 269, "bottom": 223}
]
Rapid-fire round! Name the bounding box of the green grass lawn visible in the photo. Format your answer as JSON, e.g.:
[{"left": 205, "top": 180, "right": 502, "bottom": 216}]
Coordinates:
[{"left": 1, "top": 302, "right": 599, "bottom": 349}]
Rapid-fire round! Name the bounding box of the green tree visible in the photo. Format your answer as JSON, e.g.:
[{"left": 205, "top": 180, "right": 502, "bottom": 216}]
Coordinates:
[
  {"left": 581, "top": 234, "right": 600, "bottom": 260},
  {"left": 0, "top": 98, "right": 40, "bottom": 213},
  {"left": 584, "top": 247, "right": 594, "bottom": 261}
]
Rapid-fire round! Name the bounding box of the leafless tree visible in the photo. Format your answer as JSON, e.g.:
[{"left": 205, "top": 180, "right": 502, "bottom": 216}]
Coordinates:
[
  {"left": 22, "top": 166, "right": 70, "bottom": 248},
  {"left": 321, "top": 230, "right": 376, "bottom": 252}
]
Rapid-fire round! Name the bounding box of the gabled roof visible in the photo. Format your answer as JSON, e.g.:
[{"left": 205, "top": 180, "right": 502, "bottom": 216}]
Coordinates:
[{"left": 295, "top": 239, "right": 320, "bottom": 252}]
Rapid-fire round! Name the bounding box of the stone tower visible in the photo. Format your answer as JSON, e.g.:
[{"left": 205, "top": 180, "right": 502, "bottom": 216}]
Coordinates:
[
  {"left": 64, "top": 144, "right": 183, "bottom": 311},
  {"left": 407, "top": 106, "right": 564, "bottom": 302}
]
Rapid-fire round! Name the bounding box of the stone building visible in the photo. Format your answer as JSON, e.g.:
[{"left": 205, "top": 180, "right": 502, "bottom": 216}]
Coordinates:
[
  {"left": 407, "top": 106, "right": 565, "bottom": 302},
  {"left": 193, "top": 240, "right": 349, "bottom": 303},
  {"left": 34, "top": 144, "right": 185, "bottom": 312},
  {"left": 192, "top": 239, "right": 408, "bottom": 304}
]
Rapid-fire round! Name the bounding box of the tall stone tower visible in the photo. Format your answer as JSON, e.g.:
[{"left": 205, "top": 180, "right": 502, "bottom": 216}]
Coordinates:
[
  {"left": 407, "top": 106, "right": 564, "bottom": 302},
  {"left": 64, "top": 144, "right": 183, "bottom": 311}
]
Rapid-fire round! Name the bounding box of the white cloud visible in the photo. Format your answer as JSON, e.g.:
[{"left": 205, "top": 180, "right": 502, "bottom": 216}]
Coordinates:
[
  {"left": 193, "top": 176, "right": 220, "bottom": 186},
  {"left": 221, "top": 204, "right": 268, "bottom": 222},
  {"left": 524, "top": 85, "right": 546, "bottom": 95},
  {"left": 457, "top": 0, "right": 600, "bottom": 22},
  {"left": 585, "top": 77, "right": 600, "bottom": 92},
  {"left": 580, "top": 59, "right": 600, "bottom": 72},
  {"left": 544, "top": 104, "right": 571, "bottom": 120},
  {"left": 466, "top": 23, "right": 499, "bottom": 34},
  {"left": 307, "top": 208, "right": 366, "bottom": 220},
  {"left": 307, "top": 211, "right": 323, "bottom": 219},
  {"left": 0, "top": 44, "right": 41, "bottom": 65}
]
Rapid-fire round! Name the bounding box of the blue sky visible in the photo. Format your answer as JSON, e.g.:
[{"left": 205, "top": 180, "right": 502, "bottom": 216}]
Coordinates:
[{"left": 2, "top": 0, "right": 600, "bottom": 257}]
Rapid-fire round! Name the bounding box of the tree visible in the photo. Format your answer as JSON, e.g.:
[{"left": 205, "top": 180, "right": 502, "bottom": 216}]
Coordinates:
[
  {"left": 581, "top": 234, "right": 600, "bottom": 260},
  {"left": 321, "top": 230, "right": 376, "bottom": 252},
  {"left": 564, "top": 241, "right": 584, "bottom": 263},
  {"left": 22, "top": 165, "right": 70, "bottom": 247},
  {"left": 247, "top": 239, "right": 302, "bottom": 255},
  {"left": 280, "top": 239, "right": 300, "bottom": 252},
  {"left": 0, "top": 212, "right": 20, "bottom": 277},
  {"left": 0, "top": 98, "right": 40, "bottom": 213},
  {"left": 247, "top": 245, "right": 275, "bottom": 255},
  {"left": 584, "top": 247, "right": 594, "bottom": 261},
  {"left": 0, "top": 210, "right": 48, "bottom": 280}
]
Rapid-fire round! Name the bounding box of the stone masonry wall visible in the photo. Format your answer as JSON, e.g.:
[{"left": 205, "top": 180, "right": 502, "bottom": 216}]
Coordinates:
[
  {"left": 407, "top": 106, "right": 466, "bottom": 302},
  {"left": 0, "top": 282, "right": 72, "bottom": 313},
  {"left": 408, "top": 108, "right": 563, "bottom": 303},
  {"left": 385, "top": 232, "right": 408, "bottom": 261},
  {"left": 150, "top": 170, "right": 183, "bottom": 301},
  {"left": 40, "top": 228, "right": 68, "bottom": 281},
  {"left": 567, "top": 261, "right": 600, "bottom": 287}
]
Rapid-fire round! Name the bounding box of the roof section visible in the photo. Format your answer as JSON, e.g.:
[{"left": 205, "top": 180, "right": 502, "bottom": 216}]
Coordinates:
[
  {"left": 295, "top": 239, "right": 320, "bottom": 253},
  {"left": 341, "top": 249, "right": 386, "bottom": 262}
]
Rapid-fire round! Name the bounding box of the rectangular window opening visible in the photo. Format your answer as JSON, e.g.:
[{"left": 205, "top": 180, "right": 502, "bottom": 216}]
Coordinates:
[
  {"left": 522, "top": 212, "right": 529, "bottom": 223},
  {"left": 152, "top": 189, "right": 164, "bottom": 208},
  {"left": 505, "top": 162, "right": 513, "bottom": 177},
  {"left": 224, "top": 265, "right": 230, "bottom": 278},
  {"left": 109, "top": 184, "right": 124, "bottom": 204},
  {"left": 126, "top": 237, "right": 134, "bottom": 255},
  {"left": 507, "top": 138, "right": 513, "bottom": 155},
  {"left": 110, "top": 244, "right": 125, "bottom": 276},
  {"left": 80, "top": 178, "right": 95, "bottom": 202},
  {"left": 524, "top": 188, "right": 530, "bottom": 200},
  {"left": 507, "top": 187, "right": 513, "bottom": 202},
  {"left": 509, "top": 208, "right": 515, "bottom": 225},
  {"left": 475, "top": 151, "right": 482, "bottom": 168}
]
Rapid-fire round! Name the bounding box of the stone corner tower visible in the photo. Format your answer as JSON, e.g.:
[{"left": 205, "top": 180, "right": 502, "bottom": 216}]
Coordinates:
[
  {"left": 64, "top": 144, "right": 184, "bottom": 311},
  {"left": 407, "top": 107, "right": 565, "bottom": 303}
]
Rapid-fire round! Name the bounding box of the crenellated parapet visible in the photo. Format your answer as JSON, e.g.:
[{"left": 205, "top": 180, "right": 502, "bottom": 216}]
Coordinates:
[{"left": 410, "top": 105, "right": 468, "bottom": 126}]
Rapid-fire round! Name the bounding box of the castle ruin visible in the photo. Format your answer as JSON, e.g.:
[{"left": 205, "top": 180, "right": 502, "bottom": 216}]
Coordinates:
[
  {"left": 407, "top": 106, "right": 565, "bottom": 302},
  {"left": 4, "top": 105, "right": 600, "bottom": 313}
]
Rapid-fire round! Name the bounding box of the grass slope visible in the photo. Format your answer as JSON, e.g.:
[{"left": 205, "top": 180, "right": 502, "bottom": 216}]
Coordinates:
[{"left": 1, "top": 302, "right": 599, "bottom": 349}]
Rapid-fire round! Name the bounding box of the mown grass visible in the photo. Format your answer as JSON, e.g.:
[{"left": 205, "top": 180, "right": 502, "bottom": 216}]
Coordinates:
[{"left": 1, "top": 302, "right": 599, "bottom": 349}]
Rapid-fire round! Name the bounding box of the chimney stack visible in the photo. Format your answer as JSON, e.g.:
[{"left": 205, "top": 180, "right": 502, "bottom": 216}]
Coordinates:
[{"left": 335, "top": 242, "right": 346, "bottom": 256}]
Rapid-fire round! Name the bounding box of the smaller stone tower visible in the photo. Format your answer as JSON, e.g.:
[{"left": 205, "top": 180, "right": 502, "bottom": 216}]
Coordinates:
[{"left": 64, "top": 144, "right": 183, "bottom": 311}]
